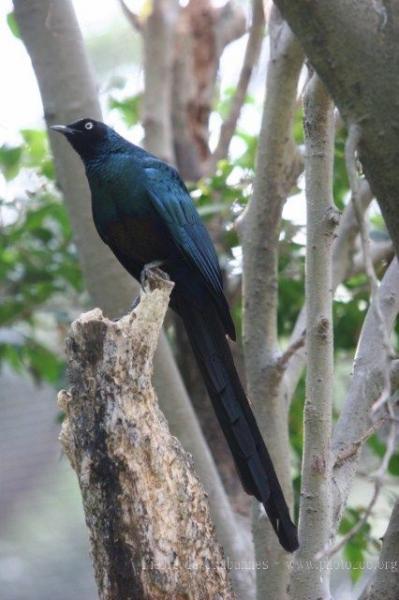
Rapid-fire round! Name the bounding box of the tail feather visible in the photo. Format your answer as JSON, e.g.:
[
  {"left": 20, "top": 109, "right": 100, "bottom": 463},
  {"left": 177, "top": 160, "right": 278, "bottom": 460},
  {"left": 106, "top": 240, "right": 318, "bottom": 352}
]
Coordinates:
[{"left": 176, "top": 300, "right": 299, "bottom": 553}]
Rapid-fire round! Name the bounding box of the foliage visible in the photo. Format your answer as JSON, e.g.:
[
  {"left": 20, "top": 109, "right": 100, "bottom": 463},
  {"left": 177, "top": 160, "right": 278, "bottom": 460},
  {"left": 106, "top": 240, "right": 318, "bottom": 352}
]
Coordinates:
[
  {"left": 6, "top": 11, "right": 20, "bottom": 39},
  {"left": 109, "top": 93, "right": 142, "bottom": 127},
  {"left": 0, "top": 129, "right": 83, "bottom": 384}
]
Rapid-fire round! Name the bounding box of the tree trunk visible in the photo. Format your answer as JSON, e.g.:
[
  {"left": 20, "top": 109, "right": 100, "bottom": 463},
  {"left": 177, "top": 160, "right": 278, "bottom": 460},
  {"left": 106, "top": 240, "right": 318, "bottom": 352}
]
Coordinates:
[{"left": 58, "top": 273, "right": 234, "bottom": 600}]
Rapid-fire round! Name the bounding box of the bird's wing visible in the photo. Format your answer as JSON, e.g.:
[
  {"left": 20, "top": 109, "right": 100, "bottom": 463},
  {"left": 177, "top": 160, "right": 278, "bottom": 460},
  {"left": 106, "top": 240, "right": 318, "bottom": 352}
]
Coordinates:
[
  {"left": 143, "top": 160, "right": 224, "bottom": 298},
  {"left": 143, "top": 159, "right": 236, "bottom": 340}
]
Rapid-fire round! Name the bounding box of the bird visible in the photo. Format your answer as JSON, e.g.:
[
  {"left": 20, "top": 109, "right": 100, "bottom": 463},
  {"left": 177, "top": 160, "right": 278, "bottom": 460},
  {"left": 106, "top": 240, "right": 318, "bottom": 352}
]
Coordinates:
[{"left": 52, "top": 118, "right": 299, "bottom": 552}]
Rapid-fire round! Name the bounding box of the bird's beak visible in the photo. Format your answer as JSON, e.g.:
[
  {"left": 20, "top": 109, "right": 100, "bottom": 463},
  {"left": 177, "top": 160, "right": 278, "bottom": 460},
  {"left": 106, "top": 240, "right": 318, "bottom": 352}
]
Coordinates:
[{"left": 50, "top": 124, "right": 76, "bottom": 136}]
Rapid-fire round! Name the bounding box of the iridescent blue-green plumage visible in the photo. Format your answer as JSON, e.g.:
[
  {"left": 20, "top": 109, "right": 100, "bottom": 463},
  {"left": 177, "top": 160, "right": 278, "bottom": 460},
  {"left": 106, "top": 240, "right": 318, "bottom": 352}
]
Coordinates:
[{"left": 52, "top": 118, "right": 298, "bottom": 552}]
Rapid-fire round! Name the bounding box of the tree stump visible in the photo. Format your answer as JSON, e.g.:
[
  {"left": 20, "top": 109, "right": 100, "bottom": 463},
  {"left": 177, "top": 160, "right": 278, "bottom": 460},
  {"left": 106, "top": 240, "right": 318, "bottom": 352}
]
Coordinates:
[{"left": 58, "top": 273, "right": 234, "bottom": 600}]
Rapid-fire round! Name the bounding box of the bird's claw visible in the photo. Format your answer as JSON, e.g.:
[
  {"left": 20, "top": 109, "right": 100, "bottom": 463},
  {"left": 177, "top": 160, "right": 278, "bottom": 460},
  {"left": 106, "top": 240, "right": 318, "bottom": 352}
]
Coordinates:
[{"left": 140, "top": 260, "right": 167, "bottom": 292}]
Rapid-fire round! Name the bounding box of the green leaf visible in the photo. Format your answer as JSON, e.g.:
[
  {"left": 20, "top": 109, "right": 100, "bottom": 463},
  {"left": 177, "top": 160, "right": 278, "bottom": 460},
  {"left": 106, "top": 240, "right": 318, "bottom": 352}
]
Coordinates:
[
  {"left": 0, "top": 340, "right": 64, "bottom": 385},
  {"left": 368, "top": 433, "right": 386, "bottom": 458},
  {"left": 25, "top": 341, "right": 64, "bottom": 384},
  {"left": 344, "top": 541, "right": 365, "bottom": 582},
  {"left": 293, "top": 106, "right": 304, "bottom": 144},
  {"left": 388, "top": 452, "right": 399, "bottom": 476},
  {"left": 109, "top": 94, "right": 142, "bottom": 126},
  {"left": 0, "top": 144, "right": 23, "bottom": 179},
  {"left": 7, "top": 11, "right": 21, "bottom": 39},
  {"left": 339, "top": 506, "right": 373, "bottom": 582},
  {"left": 21, "top": 129, "right": 48, "bottom": 166}
]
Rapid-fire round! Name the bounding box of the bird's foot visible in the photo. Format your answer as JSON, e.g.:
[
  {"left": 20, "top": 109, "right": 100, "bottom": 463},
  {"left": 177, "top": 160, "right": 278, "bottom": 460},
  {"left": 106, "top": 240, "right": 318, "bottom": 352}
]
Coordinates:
[{"left": 140, "top": 260, "right": 168, "bottom": 292}]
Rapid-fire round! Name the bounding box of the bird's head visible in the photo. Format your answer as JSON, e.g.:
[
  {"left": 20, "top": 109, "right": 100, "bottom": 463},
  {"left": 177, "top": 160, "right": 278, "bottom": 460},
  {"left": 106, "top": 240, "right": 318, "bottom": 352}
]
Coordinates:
[{"left": 51, "top": 118, "right": 116, "bottom": 161}]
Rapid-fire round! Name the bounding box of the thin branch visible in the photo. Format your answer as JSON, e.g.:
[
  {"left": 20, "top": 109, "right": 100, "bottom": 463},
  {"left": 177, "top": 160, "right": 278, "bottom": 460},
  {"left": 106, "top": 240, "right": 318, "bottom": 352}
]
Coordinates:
[
  {"left": 240, "top": 8, "right": 303, "bottom": 598},
  {"left": 350, "top": 239, "right": 394, "bottom": 277},
  {"left": 214, "top": 0, "right": 247, "bottom": 52},
  {"left": 331, "top": 179, "right": 373, "bottom": 287},
  {"left": 334, "top": 417, "right": 387, "bottom": 468},
  {"left": 206, "top": 0, "right": 265, "bottom": 173},
  {"left": 284, "top": 179, "right": 373, "bottom": 405},
  {"left": 291, "top": 74, "right": 337, "bottom": 599},
  {"left": 345, "top": 125, "right": 395, "bottom": 410},
  {"left": 275, "top": 330, "right": 306, "bottom": 372},
  {"left": 346, "top": 126, "right": 380, "bottom": 301}
]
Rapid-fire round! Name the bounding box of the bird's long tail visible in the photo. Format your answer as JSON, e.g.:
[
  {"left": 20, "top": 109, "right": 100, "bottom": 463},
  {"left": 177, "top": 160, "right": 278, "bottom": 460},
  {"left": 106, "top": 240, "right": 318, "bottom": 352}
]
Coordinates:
[{"left": 176, "top": 300, "right": 299, "bottom": 553}]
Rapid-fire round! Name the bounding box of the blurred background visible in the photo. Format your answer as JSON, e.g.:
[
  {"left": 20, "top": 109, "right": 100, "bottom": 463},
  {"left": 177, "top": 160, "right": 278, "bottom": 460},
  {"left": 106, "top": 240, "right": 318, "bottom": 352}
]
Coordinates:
[{"left": 0, "top": 1, "right": 397, "bottom": 599}]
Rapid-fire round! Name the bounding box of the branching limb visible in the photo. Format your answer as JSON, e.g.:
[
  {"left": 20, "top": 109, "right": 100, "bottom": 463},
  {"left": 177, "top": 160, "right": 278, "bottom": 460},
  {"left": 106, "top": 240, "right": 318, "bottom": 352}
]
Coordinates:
[
  {"left": 206, "top": 0, "right": 265, "bottom": 174},
  {"left": 351, "top": 239, "right": 394, "bottom": 278},
  {"left": 334, "top": 417, "right": 387, "bottom": 469},
  {"left": 58, "top": 273, "right": 234, "bottom": 600},
  {"left": 171, "top": 0, "right": 246, "bottom": 179},
  {"left": 240, "top": 8, "right": 304, "bottom": 597},
  {"left": 275, "top": 331, "right": 306, "bottom": 373},
  {"left": 214, "top": 0, "right": 247, "bottom": 52}
]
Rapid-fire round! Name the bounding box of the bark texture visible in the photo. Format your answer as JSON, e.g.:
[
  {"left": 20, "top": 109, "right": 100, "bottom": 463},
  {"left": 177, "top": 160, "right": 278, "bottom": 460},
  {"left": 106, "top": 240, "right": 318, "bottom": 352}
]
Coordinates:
[
  {"left": 58, "top": 274, "right": 234, "bottom": 600},
  {"left": 292, "top": 75, "right": 338, "bottom": 600},
  {"left": 272, "top": 0, "right": 399, "bottom": 264}
]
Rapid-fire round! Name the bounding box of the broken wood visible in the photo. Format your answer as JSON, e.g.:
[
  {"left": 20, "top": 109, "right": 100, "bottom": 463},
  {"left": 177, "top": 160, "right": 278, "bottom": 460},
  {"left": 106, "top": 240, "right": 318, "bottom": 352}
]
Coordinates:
[{"left": 58, "top": 272, "right": 234, "bottom": 600}]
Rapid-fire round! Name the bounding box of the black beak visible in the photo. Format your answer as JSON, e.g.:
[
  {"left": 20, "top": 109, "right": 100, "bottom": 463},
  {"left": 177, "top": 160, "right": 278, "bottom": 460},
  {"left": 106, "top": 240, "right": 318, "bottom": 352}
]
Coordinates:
[{"left": 50, "top": 124, "right": 76, "bottom": 136}]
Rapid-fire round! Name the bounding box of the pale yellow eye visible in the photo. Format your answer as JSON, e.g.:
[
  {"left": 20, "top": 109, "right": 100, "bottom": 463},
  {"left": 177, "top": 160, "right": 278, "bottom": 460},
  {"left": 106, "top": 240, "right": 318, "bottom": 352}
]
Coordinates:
[{"left": 85, "top": 122, "right": 94, "bottom": 130}]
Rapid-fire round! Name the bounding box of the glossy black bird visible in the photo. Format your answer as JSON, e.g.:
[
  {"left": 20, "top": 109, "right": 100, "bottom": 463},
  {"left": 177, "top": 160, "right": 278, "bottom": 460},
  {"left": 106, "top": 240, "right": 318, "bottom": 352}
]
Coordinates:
[{"left": 52, "top": 118, "right": 299, "bottom": 552}]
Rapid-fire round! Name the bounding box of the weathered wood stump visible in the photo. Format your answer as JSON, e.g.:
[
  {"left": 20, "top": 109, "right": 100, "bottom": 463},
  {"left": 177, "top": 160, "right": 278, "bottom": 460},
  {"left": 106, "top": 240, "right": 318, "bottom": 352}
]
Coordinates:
[{"left": 58, "top": 273, "right": 234, "bottom": 600}]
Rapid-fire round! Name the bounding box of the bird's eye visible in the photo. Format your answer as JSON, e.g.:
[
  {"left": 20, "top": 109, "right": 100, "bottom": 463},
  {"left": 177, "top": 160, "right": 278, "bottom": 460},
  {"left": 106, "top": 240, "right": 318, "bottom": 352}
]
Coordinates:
[{"left": 85, "top": 121, "right": 94, "bottom": 131}]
